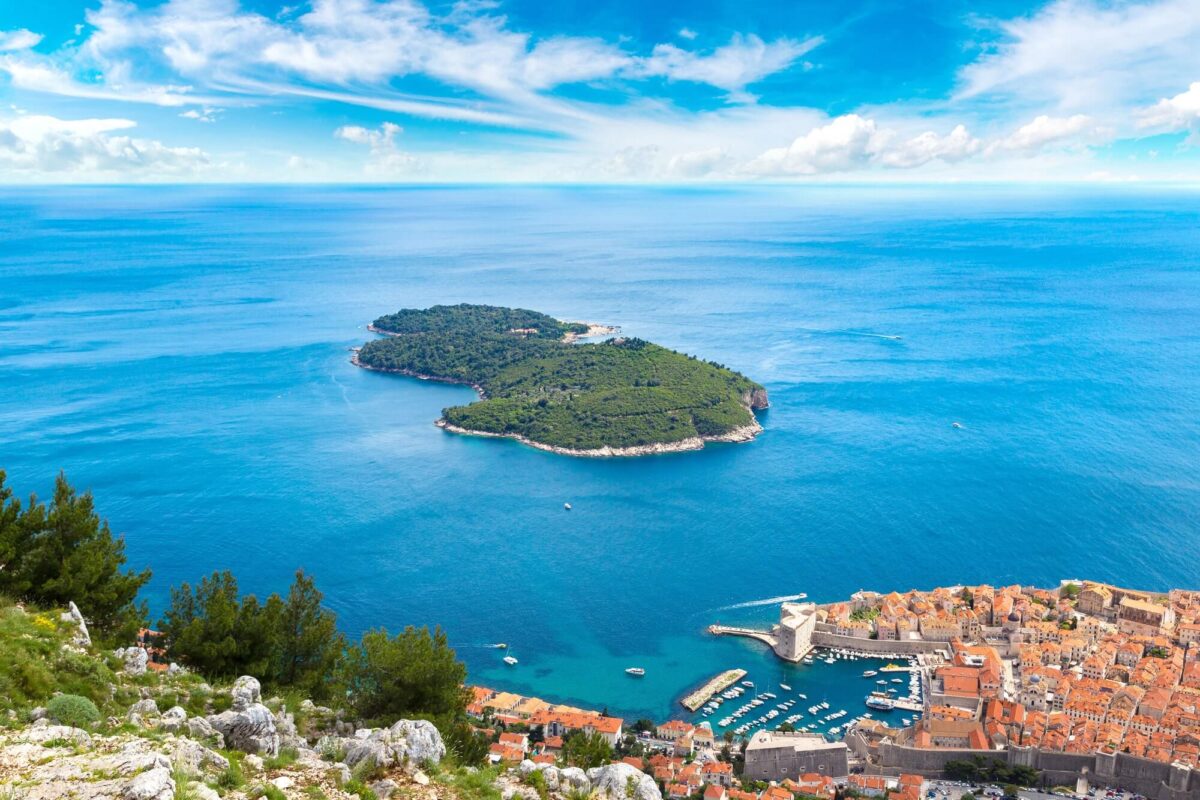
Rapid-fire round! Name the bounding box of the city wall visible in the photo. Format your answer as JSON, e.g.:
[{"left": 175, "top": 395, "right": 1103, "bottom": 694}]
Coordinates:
[
  {"left": 811, "top": 626, "right": 951, "bottom": 656},
  {"left": 876, "top": 743, "right": 1199, "bottom": 800}
]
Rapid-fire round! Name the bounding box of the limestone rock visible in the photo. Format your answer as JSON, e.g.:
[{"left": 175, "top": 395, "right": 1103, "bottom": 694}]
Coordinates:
[
  {"left": 29, "top": 706, "right": 47, "bottom": 721},
  {"left": 206, "top": 677, "right": 280, "bottom": 756},
  {"left": 114, "top": 646, "right": 149, "bottom": 676},
  {"left": 245, "top": 754, "right": 264, "bottom": 772},
  {"left": 61, "top": 601, "right": 92, "bottom": 648},
  {"left": 128, "top": 698, "right": 160, "bottom": 720},
  {"left": 123, "top": 765, "right": 175, "bottom": 800},
  {"left": 342, "top": 719, "right": 445, "bottom": 771},
  {"left": 20, "top": 724, "right": 93, "bottom": 748},
  {"left": 160, "top": 706, "right": 187, "bottom": 732},
  {"left": 170, "top": 737, "right": 229, "bottom": 774},
  {"left": 271, "top": 776, "right": 295, "bottom": 789},
  {"left": 191, "top": 783, "right": 221, "bottom": 800},
  {"left": 518, "top": 760, "right": 560, "bottom": 790},
  {"left": 559, "top": 766, "right": 591, "bottom": 794},
  {"left": 186, "top": 716, "right": 224, "bottom": 748},
  {"left": 371, "top": 778, "right": 400, "bottom": 799},
  {"left": 587, "top": 763, "right": 662, "bottom": 800}
]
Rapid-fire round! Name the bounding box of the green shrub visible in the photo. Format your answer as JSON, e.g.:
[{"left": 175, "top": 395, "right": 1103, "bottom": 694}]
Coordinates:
[
  {"left": 344, "top": 780, "right": 378, "bottom": 800},
  {"left": 46, "top": 694, "right": 101, "bottom": 728},
  {"left": 216, "top": 759, "right": 245, "bottom": 790},
  {"left": 250, "top": 786, "right": 287, "bottom": 800}
]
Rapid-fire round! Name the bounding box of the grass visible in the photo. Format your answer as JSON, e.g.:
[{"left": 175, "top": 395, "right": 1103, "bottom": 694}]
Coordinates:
[
  {"left": 447, "top": 765, "right": 503, "bottom": 800},
  {"left": 264, "top": 746, "right": 299, "bottom": 770},
  {"left": 0, "top": 605, "right": 118, "bottom": 718}
]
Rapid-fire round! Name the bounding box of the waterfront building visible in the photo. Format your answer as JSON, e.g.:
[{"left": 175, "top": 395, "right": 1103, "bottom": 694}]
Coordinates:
[
  {"left": 773, "top": 602, "right": 817, "bottom": 661},
  {"left": 742, "top": 730, "right": 848, "bottom": 782},
  {"left": 529, "top": 709, "right": 624, "bottom": 745},
  {"left": 1118, "top": 597, "right": 1176, "bottom": 637}
]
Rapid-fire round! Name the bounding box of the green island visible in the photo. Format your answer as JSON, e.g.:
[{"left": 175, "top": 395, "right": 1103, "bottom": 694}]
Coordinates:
[{"left": 352, "top": 304, "right": 769, "bottom": 456}]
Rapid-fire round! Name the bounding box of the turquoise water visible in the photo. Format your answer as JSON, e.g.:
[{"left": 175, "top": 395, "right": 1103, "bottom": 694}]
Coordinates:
[{"left": 2, "top": 185, "right": 1199, "bottom": 724}]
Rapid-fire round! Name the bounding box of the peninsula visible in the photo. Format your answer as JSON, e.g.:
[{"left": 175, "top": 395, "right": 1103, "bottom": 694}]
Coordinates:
[{"left": 352, "top": 304, "right": 769, "bottom": 456}]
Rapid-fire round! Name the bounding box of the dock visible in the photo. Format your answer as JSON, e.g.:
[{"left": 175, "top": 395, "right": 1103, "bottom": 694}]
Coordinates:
[
  {"left": 681, "top": 668, "right": 748, "bottom": 712},
  {"left": 707, "top": 625, "right": 778, "bottom": 649}
]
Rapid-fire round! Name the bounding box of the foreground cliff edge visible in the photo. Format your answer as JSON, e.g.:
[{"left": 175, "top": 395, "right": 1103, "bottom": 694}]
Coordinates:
[{"left": 351, "top": 304, "right": 769, "bottom": 457}]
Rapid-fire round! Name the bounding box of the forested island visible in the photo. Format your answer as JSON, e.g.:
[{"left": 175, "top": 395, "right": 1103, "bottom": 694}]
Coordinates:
[{"left": 352, "top": 304, "right": 769, "bottom": 456}]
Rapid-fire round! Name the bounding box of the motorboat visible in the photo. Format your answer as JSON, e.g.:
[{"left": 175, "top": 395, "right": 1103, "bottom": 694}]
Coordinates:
[{"left": 625, "top": 667, "right": 645, "bottom": 677}]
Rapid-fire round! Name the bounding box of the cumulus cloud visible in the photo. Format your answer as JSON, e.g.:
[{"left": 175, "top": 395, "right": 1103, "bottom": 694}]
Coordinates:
[
  {"left": 335, "top": 121, "right": 423, "bottom": 175},
  {"left": 876, "top": 125, "right": 981, "bottom": 168},
  {"left": 987, "top": 114, "right": 1094, "bottom": 154},
  {"left": 1138, "top": 82, "right": 1200, "bottom": 133},
  {"left": 0, "top": 29, "right": 42, "bottom": 51},
  {"left": 0, "top": 114, "right": 209, "bottom": 177},
  {"left": 743, "top": 114, "right": 882, "bottom": 175}
]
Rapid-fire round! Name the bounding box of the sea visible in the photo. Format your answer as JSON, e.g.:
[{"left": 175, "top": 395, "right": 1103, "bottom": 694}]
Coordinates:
[{"left": 2, "top": 184, "right": 1199, "bottom": 727}]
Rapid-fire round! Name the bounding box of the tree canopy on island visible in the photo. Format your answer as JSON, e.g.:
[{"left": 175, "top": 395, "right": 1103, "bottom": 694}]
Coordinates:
[{"left": 356, "top": 304, "right": 768, "bottom": 451}]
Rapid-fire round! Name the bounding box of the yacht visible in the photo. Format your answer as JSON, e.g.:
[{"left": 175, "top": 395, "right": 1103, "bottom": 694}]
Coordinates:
[
  {"left": 862, "top": 670, "right": 878, "bottom": 678},
  {"left": 891, "top": 678, "right": 904, "bottom": 684},
  {"left": 865, "top": 693, "right": 895, "bottom": 711},
  {"left": 564, "top": 503, "right": 572, "bottom": 510},
  {"left": 504, "top": 655, "right": 518, "bottom": 666},
  {"left": 625, "top": 667, "right": 645, "bottom": 677},
  {"left": 779, "top": 683, "right": 792, "bottom": 691}
]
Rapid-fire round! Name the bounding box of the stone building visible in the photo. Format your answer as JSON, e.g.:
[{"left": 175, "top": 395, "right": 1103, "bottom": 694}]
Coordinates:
[{"left": 742, "top": 731, "right": 849, "bottom": 782}]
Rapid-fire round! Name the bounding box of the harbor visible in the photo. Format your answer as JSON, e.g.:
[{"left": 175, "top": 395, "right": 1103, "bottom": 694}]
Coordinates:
[{"left": 686, "top": 647, "right": 927, "bottom": 741}]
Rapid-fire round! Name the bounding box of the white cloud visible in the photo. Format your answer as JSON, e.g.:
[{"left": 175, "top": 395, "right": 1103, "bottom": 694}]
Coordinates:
[
  {"left": 744, "top": 114, "right": 882, "bottom": 175},
  {"left": 958, "top": 0, "right": 1200, "bottom": 112},
  {"left": 678, "top": 28, "right": 697, "bottom": 41},
  {"left": 0, "top": 29, "right": 42, "bottom": 52},
  {"left": 876, "top": 124, "right": 981, "bottom": 168},
  {"left": 0, "top": 114, "right": 209, "bottom": 178},
  {"left": 335, "top": 121, "right": 423, "bottom": 175},
  {"left": 180, "top": 106, "right": 221, "bottom": 123},
  {"left": 988, "top": 114, "right": 1094, "bottom": 154},
  {"left": 666, "top": 147, "right": 730, "bottom": 178},
  {"left": 1138, "top": 82, "right": 1200, "bottom": 133},
  {"left": 640, "top": 34, "right": 822, "bottom": 98}
]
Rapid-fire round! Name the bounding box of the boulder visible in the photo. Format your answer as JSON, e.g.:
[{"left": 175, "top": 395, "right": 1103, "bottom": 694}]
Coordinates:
[
  {"left": 114, "top": 646, "right": 149, "bottom": 676},
  {"left": 186, "top": 716, "right": 225, "bottom": 748},
  {"left": 170, "top": 738, "right": 229, "bottom": 774},
  {"left": 21, "top": 724, "right": 93, "bottom": 748},
  {"left": 559, "top": 766, "right": 591, "bottom": 794},
  {"left": 61, "top": 601, "right": 92, "bottom": 648},
  {"left": 271, "top": 776, "right": 295, "bottom": 790},
  {"left": 371, "top": 778, "right": 400, "bottom": 799},
  {"left": 123, "top": 766, "right": 175, "bottom": 800},
  {"left": 587, "top": 763, "right": 662, "bottom": 800},
  {"left": 206, "top": 676, "right": 280, "bottom": 756},
  {"left": 129, "top": 699, "right": 160, "bottom": 719},
  {"left": 29, "top": 706, "right": 47, "bottom": 721},
  {"left": 160, "top": 705, "right": 187, "bottom": 732},
  {"left": 190, "top": 783, "right": 221, "bottom": 800},
  {"left": 342, "top": 719, "right": 445, "bottom": 771}
]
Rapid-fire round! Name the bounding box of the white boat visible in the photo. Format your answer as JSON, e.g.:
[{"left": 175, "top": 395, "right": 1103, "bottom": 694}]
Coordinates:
[
  {"left": 625, "top": 667, "right": 645, "bottom": 677},
  {"left": 862, "top": 670, "right": 878, "bottom": 678},
  {"left": 780, "top": 684, "right": 792, "bottom": 691},
  {"left": 742, "top": 680, "right": 754, "bottom": 687},
  {"left": 504, "top": 655, "right": 518, "bottom": 666},
  {"left": 564, "top": 503, "right": 572, "bottom": 510},
  {"left": 952, "top": 422, "right": 963, "bottom": 429}
]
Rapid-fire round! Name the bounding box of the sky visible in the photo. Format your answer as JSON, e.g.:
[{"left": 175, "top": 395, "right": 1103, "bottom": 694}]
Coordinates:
[{"left": 1, "top": 0, "right": 1199, "bottom": 183}]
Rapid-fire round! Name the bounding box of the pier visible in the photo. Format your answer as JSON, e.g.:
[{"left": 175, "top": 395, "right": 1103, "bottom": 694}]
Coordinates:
[
  {"left": 681, "top": 668, "right": 748, "bottom": 711},
  {"left": 707, "top": 624, "right": 778, "bottom": 648}
]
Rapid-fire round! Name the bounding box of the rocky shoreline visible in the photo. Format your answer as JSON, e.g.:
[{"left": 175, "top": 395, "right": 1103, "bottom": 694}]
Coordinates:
[{"left": 435, "top": 416, "right": 763, "bottom": 458}]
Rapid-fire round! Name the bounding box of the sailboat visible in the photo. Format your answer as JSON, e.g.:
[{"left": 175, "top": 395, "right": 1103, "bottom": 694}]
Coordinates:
[{"left": 503, "top": 649, "right": 519, "bottom": 666}]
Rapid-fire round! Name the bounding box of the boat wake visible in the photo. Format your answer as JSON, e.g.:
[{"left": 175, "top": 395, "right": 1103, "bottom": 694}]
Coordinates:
[
  {"left": 715, "top": 593, "right": 807, "bottom": 611},
  {"left": 835, "top": 330, "right": 903, "bottom": 341}
]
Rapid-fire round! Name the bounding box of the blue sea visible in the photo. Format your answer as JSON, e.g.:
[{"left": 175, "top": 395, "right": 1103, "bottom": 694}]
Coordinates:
[{"left": 2, "top": 185, "right": 1199, "bottom": 725}]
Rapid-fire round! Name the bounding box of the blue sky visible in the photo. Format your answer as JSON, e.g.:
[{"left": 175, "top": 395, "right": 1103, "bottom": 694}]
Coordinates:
[{"left": 1, "top": 0, "right": 1199, "bottom": 182}]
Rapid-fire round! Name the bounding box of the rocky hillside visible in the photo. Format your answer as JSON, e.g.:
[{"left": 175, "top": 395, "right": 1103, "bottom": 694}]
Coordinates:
[{"left": 0, "top": 602, "right": 664, "bottom": 800}]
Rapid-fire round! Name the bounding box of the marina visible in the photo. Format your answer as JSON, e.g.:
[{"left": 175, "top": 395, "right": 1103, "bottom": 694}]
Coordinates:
[{"left": 689, "top": 648, "right": 926, "bottom": 742}]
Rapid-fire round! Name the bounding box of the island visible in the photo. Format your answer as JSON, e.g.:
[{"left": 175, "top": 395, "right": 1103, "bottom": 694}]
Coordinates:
[{"left": 351, "top": 304, "right": 769, "bottom": 456}]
